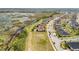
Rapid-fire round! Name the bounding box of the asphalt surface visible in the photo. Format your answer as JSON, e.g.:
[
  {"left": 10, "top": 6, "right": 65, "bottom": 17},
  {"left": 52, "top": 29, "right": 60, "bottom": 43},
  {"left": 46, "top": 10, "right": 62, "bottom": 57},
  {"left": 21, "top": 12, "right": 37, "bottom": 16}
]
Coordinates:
[{"left": 47, "top": 14, "right": 67, "bottom": 51}]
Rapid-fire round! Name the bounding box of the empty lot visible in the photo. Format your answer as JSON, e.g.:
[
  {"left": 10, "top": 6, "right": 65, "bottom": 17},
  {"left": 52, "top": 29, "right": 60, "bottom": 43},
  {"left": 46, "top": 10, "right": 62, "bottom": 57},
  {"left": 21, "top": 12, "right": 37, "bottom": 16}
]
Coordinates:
[{"left": 25, "top": 32, "right": 53, "bottom": 51}]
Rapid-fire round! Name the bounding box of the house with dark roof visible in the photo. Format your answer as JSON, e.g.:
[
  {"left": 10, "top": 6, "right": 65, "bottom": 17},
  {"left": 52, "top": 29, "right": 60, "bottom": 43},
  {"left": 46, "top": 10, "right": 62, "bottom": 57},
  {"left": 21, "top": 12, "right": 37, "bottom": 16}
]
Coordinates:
[
  {"left": 67, "top": 42, "right": 79, "bottom": 51},
  {"left": 69, "top": 14, "right": 79, "bottom": 29}
]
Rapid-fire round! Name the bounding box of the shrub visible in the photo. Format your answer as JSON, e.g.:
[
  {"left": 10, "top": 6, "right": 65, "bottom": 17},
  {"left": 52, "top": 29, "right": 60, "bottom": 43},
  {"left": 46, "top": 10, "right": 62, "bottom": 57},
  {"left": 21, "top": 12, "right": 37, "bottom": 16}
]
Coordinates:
[{"left": 12, "top": 30, "right": 27, "bottom": 51}]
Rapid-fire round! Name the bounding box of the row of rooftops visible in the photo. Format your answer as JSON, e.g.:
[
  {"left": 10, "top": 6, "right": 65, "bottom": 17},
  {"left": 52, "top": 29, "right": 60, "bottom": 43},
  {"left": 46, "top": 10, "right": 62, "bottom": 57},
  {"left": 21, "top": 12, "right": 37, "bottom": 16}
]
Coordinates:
[
  {"left": 54, "top": 17, "right": 70, "bottom": 36},
  {"left": 67, "top": 42, "right": 79, "bottom": 51},
  {"left": 53, "top": 14, "right": 79, "bottom": 51}
]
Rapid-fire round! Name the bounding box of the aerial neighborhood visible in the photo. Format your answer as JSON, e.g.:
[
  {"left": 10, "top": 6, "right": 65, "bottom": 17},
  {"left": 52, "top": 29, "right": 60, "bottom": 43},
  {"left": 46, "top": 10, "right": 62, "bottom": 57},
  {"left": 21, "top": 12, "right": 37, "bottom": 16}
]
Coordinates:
[{"left": 0, "top": 8, "right": 79, "bottom": 51}]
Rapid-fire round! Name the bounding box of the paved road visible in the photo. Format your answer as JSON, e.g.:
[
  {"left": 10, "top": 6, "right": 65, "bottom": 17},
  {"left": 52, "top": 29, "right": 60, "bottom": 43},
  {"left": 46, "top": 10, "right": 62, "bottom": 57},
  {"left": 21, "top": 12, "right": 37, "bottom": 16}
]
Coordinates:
[
  {"left": 47, "top": 13, "right": 79, "bottom": 51},
  {"left": 47, "top": 14, "right": 67, "bottom": 51}
]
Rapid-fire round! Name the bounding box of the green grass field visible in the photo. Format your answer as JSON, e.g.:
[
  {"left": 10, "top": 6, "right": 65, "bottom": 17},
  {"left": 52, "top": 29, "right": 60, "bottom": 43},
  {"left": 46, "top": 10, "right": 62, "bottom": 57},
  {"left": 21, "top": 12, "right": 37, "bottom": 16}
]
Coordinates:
[{"left": 25, "top": 32, "right": 53, "bottom": 51}]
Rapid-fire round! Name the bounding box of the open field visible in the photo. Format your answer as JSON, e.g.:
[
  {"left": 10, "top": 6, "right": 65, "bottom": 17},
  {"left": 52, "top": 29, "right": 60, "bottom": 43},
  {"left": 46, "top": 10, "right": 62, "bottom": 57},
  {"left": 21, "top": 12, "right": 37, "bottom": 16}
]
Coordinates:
[{"left": 25, "top": 32, "right": 53, "bottom": 51}]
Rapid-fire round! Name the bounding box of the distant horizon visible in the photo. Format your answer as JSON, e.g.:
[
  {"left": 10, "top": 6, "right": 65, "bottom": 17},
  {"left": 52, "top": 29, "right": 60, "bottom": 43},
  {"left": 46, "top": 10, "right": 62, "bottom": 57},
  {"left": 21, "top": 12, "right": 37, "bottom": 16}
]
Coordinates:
[{"left": 0, "top": 8, "right": 79, "bottom": 13}]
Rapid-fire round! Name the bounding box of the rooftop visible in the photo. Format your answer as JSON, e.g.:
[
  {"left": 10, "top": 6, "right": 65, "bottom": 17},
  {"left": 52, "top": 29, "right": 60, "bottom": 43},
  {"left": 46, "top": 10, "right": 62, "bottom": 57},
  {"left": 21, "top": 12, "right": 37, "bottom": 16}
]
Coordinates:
[{"left": 67, "top": 42, "right": 79, "bottom": 51}]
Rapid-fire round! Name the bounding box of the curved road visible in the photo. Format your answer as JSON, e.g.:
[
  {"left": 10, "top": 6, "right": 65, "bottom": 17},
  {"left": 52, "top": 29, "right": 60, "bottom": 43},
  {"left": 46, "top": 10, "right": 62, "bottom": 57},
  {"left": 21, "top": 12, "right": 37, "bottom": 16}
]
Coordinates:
[{"left": 47, "top": 14, "right": 67, "bottom": 51}]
